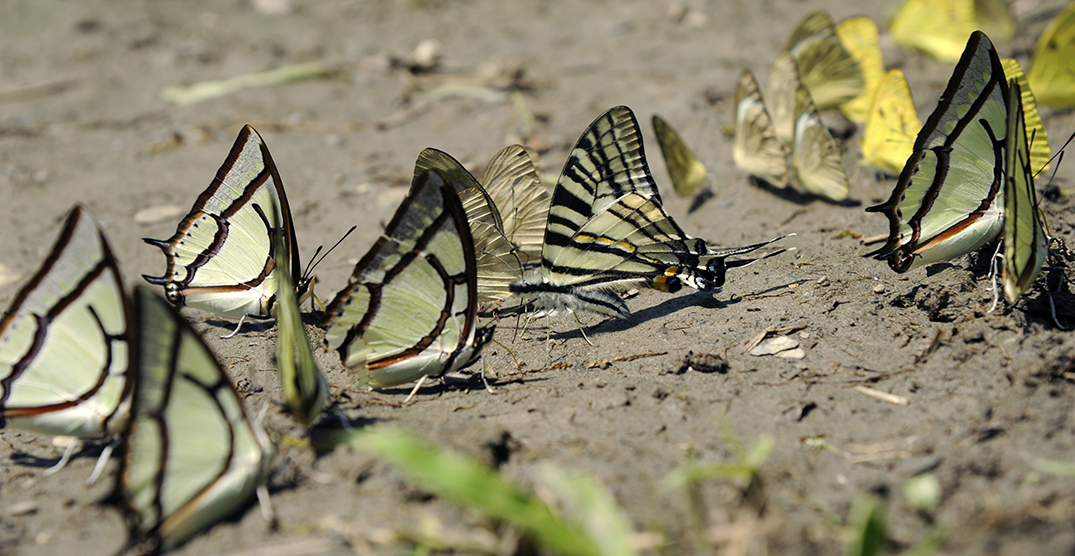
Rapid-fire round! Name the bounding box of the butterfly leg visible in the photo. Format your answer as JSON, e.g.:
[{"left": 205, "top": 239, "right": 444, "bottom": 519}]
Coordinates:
[
  {"left": 571, "top": 311, "right": 595, "bottom": 347},
  {"left": 402, "top": 375, "right": 428, "bottom": 405},
  {"left": 42, "top": 437, "right": 82, "bottom": 477},
  {"left": 221, "top": 315, "right": 247, "bottom": 339},
  {"left": 987, "top": 241, "right": 1004, "bottom": 313},
  {"left": 256, "top": 483, "right": 278, "bottom": 530},
  {"left": 480, "top": 356, "right": 497, "bottom": 395},
  {"left": 85, "top": 440, "right": 118, "bottom": 485}
]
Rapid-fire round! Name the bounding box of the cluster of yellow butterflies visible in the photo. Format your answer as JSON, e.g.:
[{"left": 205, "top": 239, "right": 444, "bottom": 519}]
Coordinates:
[
  {"left": 654, "top": 3, "right": 1074, "bottom": 206},
  {"left": 2, "top": 2, "right": 1073, "bottom": 552}
]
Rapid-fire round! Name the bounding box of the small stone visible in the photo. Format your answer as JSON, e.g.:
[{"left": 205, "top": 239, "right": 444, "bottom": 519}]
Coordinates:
[
  {"left": 872, "top": 284, "right": 886, "bottom": 294},
  {"left": 135, "top": 204, "right": 184, "bottom": 224},
  {"left": 775, "top": 347, "right": 806, "bottom": 359},
  {"left": 817, "top": 276, "right": 829, "bottom": 286},
  {"left": 749, "top": 335, "right": 799, "bottom": 356}
]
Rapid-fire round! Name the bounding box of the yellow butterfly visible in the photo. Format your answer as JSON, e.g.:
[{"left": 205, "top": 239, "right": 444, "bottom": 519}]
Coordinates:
[
  {"left": 1001, "top": 59, "right": 1051, "bottom": 172},
  {"left": 834, "top": 16, "right": 885, "bottom": 123},
  {"left": 786, "top": 11, "right": 865, "bottom": 110},
  {"left": 1028, "top": 1, "right": 1075, "bottom": 107},
  {"left": 862, "top": 69, "right": 921, "bottom": 175},
  {"left": 652, "top": 114, "right": 708, "bottom": 198},
  {"left": 889, "top": 0, "right": 1015, "bottom": 62}
]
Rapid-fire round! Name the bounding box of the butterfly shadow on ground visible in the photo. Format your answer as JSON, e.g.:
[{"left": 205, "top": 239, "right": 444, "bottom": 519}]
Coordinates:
[
  {"left": 751, "top": 176, "right": 862, "bottom": 208},
  {"left": 10, "top": 439, "right": 113, "bottom": 470}
]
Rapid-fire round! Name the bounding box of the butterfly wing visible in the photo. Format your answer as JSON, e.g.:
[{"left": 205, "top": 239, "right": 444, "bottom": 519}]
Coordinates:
[
  {"left": 0, "top": 206, "right": 130, "bottom": 438},
  {"left": 652, "top": 114, "right": 708, "bottom": 198},
  {"left": 734, "top": 68, "right": 790, "bottom": 188},
  {"left": 765, "top": 51, "right": 803, "bottom": 147},
  {"left": 143, "top": 125, "right": 301, "bottom": 320},
  {"left": 1002, "top": 58, "right": 1052, "bottom": 172},
  {"left": 322, "top": 169, "right": 490, "bottom": 388},
  {"left": 1002, "top": 78, "right": 1049, "bottom": 304},
  {"left": 862, "top": 69, "right": 922, "bottom": 175},
  {"left": 118, "top": 287, "right": 272, "bottom": 554},
  {"left": 890, "top": 0, "right": 978, "bottom": 63},
  {"left": 792, "top": 86, "right": 850, "bottom": 202},
  {"left": 413, "top": 148, "right": 522, "bottom": 302},
  {"left": 271, "top": 205, "right": 327, "bottom": 427},
  {"left": 1028, "top": 1, "right": 1075, "bottom": 107},
  {"left": 834, "top": 16, "right": 885, "bottom": 123},
  {"left": 786, "top": 10, "right": 865, "bottom": 110},
  {"left": 479, "top": 145, "right": 550, "bottom": 261},
  {"left": 867, "top": 31, "right": 1008, "bottom": 272}
]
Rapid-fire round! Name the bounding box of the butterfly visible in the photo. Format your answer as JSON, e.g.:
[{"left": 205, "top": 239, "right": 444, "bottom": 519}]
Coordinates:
[
  {"left": 792, "top": 84, "right": 850, "bottom": 202},
  {"left": 0, "top": 206, "right": 131, "bottom": 442},
  {"left": 321, "top": 168, "right": 493, "bottom": 389},
  {"left": 785, "top": 10, "right": 865, "bottom": 110},
  {"left": 115, "top": 287, "right": 273, "bottom": 555},
  {"left": 867, "top": 31, "right": 1009, "bottom": 272},
  {"left": 412, "top": 148, "right": 523, "bottom": 303},
  {"left": 733, "top": 69, "right": 790, "bottom": 188},
  {"left": 889, "top": 0, "right": 1014, "bottom": 62},
  {"left": 862, "top": 69, "right": 921, "bottom": 175},
  {"left": 1028, "top": 1, "right": 1075, "bottom": 107},
  {"left": 652, "top": 114, "right": 708, "bottom": 198},
  {"left": 757, "top": 52, "right": 850, "bottom": 202},
  {"left": 271, "top": 204, "right": 327, "bottom": 427},
  {"left": 1002, "top": 58, "right": 1051, "bottom": 173},
  {"left": 510, "top": 105, "right": 787, "bottom": 320},
  {"left": 833, "top": 15, "right": 885, "bottom": 123},
  {"left": 143, "top": 125, "right": 308, "bottom": 335},
  {"left": 1001, "top": 78, "right": 1049, "bottom": 304},
  {"left": 478, "top": 145, "right": 550, "bottom": 261}
]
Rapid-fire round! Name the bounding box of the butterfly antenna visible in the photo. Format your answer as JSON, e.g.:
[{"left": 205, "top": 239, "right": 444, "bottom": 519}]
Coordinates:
[{"left": 302, "top": 225, "right": 358, "bottom": 282}]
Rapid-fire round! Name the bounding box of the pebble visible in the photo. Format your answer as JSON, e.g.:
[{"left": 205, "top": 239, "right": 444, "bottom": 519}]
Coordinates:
[
  {"left": 135, "top": 204, "right": 184, "bottom": 225},
  {"left": 872, "top": 283, "right": 886, "bottom": 294},
  {"left": 749, "top": 335, "right": 799, "bottom": 356}
]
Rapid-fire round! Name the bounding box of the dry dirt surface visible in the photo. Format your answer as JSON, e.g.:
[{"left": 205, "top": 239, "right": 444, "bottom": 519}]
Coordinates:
[{"left": 2, "top": 1, "right": 1075, "bottom": 555}]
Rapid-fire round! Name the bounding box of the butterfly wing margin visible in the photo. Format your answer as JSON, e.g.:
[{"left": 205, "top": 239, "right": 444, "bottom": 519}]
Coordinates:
[
  {"left": 322, "top": 169, "right": 489, "bottom": 388},
  {"left": 1002, "top": 79, "right": 1048, "bottom": 303},
  {"left": 0, "top": 206, "right": 131, "bottom": 438},
  {"left": 142, "top": 125, "right": 300, "bottom": 320},
  {"left": 414, "top": 148, "right": 522, "bottom": 302},
  {"left": 479, "top": 145, "right": 550, "bottom": 260},
  {"left": 118, "top": 287, "right": 272, "bottom": 554},
  {"left": 866, "top": 31, "right": 1008, "bottom": 272},
  {"left": 734, "top": 68, "right": 790, "bottom": 187}
]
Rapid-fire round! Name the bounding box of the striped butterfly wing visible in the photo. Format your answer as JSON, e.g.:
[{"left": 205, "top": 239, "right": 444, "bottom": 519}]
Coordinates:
[
  {"left": 1002, "top": 78, "right": 1049, "bottom": 304},
  {"left": 1027, "top": 1, "right": 1075, "bottom": 107},
  {"left": 143, "top": 125, "right": 302, "bottom": 320},
  {"left": 1001, "top": 58, "right": 1051, "bottom": 172},
  {"left": 479, "top": 145, "right": 550, "bottom": 261},
  {"left": 512, "top": 106, "right": 764, "bottom": 319},
  {"left": 867, "top": 31, "right": 1008, "bottom": 272},
  {"left": 734, "top": 68, "right": 789, "bottom": 188},
  {"left": 786, "top": 10, "right": 865, "bottom": 110},
  {"left": 322, "top": 169, "right": 491, "bottom": 388},
  {"left": 413, "top": 148, "right": 522, "bottom": 303},
  {"left": 271, "top": 204, "right": 327, "bottom": 427},
  {"left": 792, "top": 85, "right": 850, "bottom": 202},
  {"left": 651, "top": 114, "right": 708, "bottom": 198},
  {"left": 118, "top": 287, "right": 272, "bottom": 554},
  {"left": 862, "top": 69, "right": 922, "bottom": 175},
  {"left": 0, "top": 206, "right": 130, "bottom": 438},
  {"left": 765, "top": 51, "right": 804, "bottom": 148}
]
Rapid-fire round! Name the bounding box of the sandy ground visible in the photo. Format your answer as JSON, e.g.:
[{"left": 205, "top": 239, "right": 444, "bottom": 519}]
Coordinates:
[{"left": 3, "top": 0, "right": 1075, "bottom": 554}]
